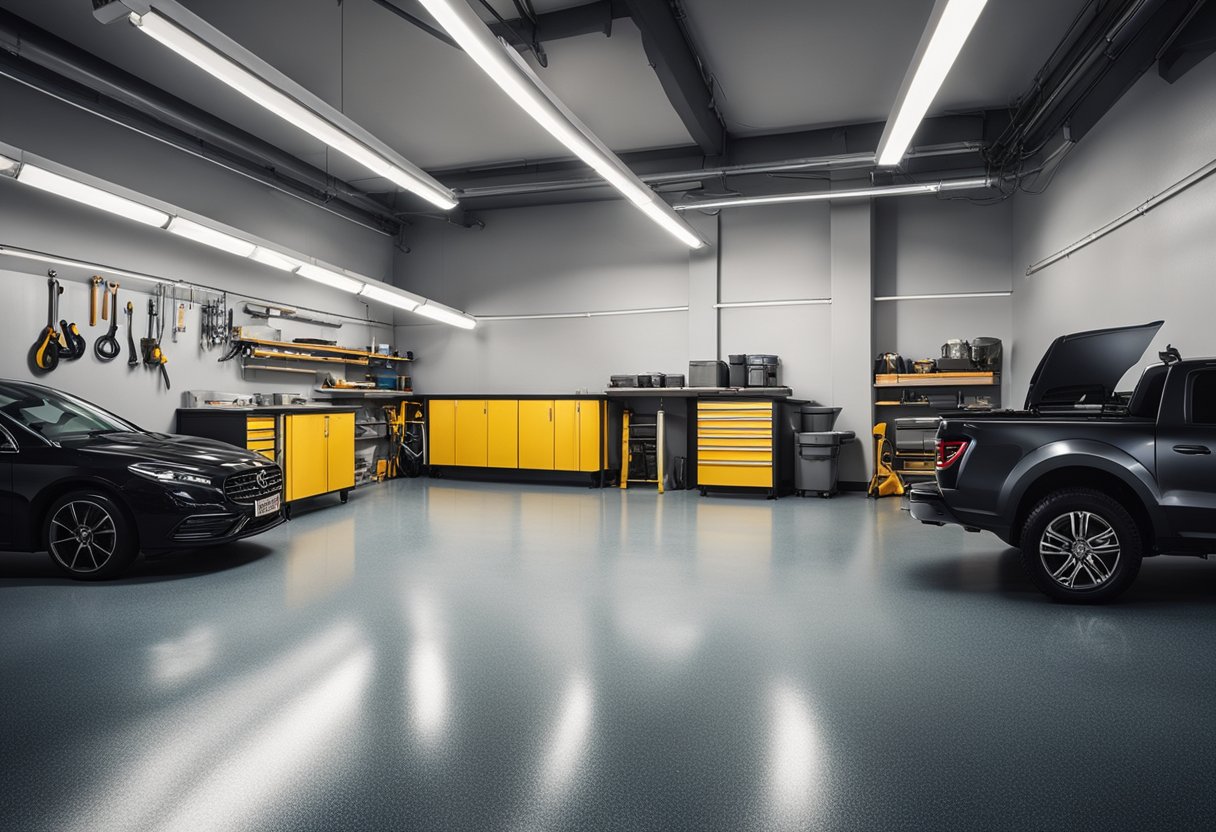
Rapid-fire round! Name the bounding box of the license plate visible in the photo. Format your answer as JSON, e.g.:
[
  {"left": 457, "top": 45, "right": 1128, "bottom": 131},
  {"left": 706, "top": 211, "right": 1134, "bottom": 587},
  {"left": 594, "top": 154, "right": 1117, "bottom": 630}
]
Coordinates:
[{"left": 255, "top": 493, "right": 281, "bottom": 517}]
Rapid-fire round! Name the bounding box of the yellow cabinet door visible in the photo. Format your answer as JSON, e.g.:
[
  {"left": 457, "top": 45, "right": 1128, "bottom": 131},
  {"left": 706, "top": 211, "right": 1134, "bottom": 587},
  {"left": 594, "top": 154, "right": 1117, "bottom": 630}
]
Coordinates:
[
  {"left": 455, "top": 400, "right": 489, "bottom": 467},
  {"left": 554, "top": 400, "right": 580, "bottom": 471},
  {"left": 577, "top": 400, "right": 602, "bottom": 472},
  {"left": 518, "top": 400, "right": 555, "bottom": 470},
  {"left": 487, "top": 400, "right": 519, "bottom": 468},
  {"left": 429, "top": 400, "right": 457, "bottom": 466},
  {"left": 326, "top": 412, "right": 355, "bottom": 491},
  {"left": 285, "top": 413, "right": 328, "bottom": 502}
]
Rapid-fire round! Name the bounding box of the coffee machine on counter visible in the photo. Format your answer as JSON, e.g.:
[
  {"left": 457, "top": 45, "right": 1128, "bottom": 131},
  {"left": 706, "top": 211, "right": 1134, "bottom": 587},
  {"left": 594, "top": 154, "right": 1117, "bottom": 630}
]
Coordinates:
[{"left": 745, "top": 354, "right": 780, "bottom": 387}]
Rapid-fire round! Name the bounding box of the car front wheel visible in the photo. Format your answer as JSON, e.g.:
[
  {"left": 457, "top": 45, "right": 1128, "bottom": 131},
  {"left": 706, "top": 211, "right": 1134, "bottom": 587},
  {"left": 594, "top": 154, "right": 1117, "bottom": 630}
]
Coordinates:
[
  {"left": 1020, "top": 488, "right": 1142, "bottom": 603},
  {"left": 45, "top": 491, "right": 138, "bottom": 580}
]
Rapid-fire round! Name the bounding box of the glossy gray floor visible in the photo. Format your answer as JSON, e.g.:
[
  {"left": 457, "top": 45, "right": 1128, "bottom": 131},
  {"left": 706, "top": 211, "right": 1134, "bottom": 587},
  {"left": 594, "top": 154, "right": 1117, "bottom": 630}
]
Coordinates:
[{"left": 3, "top": 481, "right": 1216, "bottom": 831}]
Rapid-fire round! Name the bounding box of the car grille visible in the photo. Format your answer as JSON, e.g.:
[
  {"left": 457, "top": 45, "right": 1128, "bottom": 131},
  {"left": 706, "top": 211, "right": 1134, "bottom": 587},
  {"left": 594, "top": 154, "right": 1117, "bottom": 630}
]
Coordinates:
[{"left": 224, "top": 466, "right": 284, "bottom": 505}]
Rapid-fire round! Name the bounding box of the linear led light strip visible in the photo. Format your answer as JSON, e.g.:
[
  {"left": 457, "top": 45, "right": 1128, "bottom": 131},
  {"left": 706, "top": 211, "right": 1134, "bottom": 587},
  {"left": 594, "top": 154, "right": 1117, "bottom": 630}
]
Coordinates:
[
  {"left": 0, "top": 151, "right": 476, "bottom": 328},
  {"left": 477, "top": 305, "right": 689, "bottom": 322},
  {"left": 874, "top": 291, "right": 1010, "bottom": 301},
  {"left": 415, "top": 0, "right": 704, "bottom": 249},
  {"left": 715, "top": 299, "right": 831, "bottom": 309},
  {"left": 675, "top": 178, "right": 991, "bottom": 211},
  {"left": 112, "top": 2, "right": 456, "bottom": 209},
  {"left": 876, "top": 0, "right": 989, "bottom": 166}
]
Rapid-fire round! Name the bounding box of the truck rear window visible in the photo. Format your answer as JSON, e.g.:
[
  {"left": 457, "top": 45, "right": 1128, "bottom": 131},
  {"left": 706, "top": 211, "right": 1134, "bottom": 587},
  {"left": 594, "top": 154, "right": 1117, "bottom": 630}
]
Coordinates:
[{"left": 1191, "top": 371, "right": 1216, "bottom": 425}]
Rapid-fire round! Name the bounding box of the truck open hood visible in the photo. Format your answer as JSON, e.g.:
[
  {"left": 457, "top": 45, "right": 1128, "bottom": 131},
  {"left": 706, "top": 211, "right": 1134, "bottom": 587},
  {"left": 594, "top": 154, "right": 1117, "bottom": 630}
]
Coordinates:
[{"left": 1024, "top": 320, "right": 1163, "bottom": 410}]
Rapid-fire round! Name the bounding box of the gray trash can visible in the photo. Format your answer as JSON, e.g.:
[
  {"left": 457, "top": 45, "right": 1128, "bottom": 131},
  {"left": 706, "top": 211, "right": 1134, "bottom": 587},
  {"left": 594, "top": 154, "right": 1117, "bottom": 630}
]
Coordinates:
[
  {"left": 800, "top": 405, "right": 842, "bottom": 432},
  {"left": 795, "top": 431, "right": 856, "bottom": 497}
]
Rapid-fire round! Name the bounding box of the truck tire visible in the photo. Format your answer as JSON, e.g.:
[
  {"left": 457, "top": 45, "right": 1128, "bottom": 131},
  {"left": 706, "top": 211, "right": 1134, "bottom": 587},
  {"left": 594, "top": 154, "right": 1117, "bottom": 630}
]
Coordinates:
[{"left": 1019, "top": 488, "right": 1142, "bottom": 603}]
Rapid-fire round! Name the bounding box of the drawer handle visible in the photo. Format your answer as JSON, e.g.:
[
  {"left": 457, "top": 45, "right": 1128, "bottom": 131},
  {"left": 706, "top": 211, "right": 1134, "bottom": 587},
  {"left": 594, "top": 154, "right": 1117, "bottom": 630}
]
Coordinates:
[
  {"left": 697, "top": 416, "right": 771, "bottom": 422},
  {"left": 698, "top": 445, "right": 772, "bottom": 452},
  {"left": 698, "top": 460, "right": 771, "bottom": 467},
  {"left": 697, "top": 433, "right": 772, "bottom": 438}
]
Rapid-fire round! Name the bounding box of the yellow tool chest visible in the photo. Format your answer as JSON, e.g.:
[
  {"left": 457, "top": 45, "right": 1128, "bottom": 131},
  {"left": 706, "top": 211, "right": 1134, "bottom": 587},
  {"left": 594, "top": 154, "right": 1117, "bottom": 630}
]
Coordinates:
[{"left": 696, "top": 399, "right": 784, "bottom": 497}]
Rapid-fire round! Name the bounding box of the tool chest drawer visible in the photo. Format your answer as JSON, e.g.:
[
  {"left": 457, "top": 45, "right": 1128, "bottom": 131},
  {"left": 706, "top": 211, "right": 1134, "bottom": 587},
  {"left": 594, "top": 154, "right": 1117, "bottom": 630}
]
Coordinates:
[{"left": 695, "top": 399, "right": 776, "bottom": 493}]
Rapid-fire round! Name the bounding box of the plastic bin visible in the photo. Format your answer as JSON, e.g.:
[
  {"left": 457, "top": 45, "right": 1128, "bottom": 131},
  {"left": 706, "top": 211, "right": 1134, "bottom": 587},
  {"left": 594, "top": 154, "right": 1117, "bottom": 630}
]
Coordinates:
[
  {"left": 800, "top": 405, "right": 842, "bottom": 432},
  {"left": 795, "top": 431, "right": 856, "bottom": 497}
]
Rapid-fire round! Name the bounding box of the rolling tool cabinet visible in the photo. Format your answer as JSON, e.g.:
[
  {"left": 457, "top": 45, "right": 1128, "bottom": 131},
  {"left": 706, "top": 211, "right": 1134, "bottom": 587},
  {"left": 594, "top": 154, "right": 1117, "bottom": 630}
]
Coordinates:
[{"left": 695, "top": 398, "right": 797, "bottom": 497}]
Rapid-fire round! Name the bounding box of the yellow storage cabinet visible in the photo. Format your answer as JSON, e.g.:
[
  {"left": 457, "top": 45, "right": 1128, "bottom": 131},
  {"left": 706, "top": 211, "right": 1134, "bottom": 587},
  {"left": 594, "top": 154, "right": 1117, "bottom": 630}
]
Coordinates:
[
  {"left": 518, "top": 400, "right": 556, "bottom": 470},
  {"left": 285, "top": 411, "right": 355, "bottom": 506},
  {"left": 455, "top": 400, "right": 489, "bottom": 467},
  {"left": 554, "top": 399, "right": 603, "bottom": 472},
  {"left": 487, "top": 401, "right": 519, "bottom": 468},
  {"left": 428, "top": 400, "right": 457, "bottom": 466}
]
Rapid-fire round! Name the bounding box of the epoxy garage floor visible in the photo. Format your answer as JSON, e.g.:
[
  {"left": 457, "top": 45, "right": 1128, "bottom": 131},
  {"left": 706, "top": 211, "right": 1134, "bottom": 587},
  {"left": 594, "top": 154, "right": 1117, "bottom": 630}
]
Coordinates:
[{"left": 2, "top": 481, "right": 1215, "bottom": 831}]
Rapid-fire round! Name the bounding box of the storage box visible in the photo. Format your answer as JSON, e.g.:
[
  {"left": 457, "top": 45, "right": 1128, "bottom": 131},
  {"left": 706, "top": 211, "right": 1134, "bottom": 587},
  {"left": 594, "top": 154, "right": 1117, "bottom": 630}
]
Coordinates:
[
  {"left": 610, "top": 375, "right": 639, "bottom": 388},
  {"left": 663, "top": 374, "right": 685, "bottom": 388},
  {"left": 689, "top": 360, "right": 728, "bottom": 387}
]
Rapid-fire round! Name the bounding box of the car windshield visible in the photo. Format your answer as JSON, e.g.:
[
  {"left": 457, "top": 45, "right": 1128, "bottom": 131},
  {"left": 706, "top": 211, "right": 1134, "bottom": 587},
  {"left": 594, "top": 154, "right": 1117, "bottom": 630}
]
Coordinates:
[{"left": 0, "top": 383, "right": 139, "bottom": 442}]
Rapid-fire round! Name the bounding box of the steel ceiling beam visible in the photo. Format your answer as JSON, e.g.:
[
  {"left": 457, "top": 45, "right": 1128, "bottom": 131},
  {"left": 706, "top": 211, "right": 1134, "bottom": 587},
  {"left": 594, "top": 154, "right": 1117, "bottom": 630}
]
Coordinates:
[
  {"left": 1158, "top": 0, "right": 1216, "bottom": 81},
  {"left": 621, "top": 0, "right": 725, "bottom": 157},
  {"left": 364, "top": 0, "right": 628, "bottom": 49}
]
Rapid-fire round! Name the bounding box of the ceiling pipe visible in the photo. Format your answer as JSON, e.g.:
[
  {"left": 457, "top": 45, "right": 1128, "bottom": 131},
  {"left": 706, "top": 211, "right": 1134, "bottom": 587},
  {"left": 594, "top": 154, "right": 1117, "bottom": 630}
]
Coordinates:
[
  {"left": 0, "top": 8, "right": 402, "bottom": 233},
  {"left": 455, "top": 141, "right": 985, "bottom": 199}
]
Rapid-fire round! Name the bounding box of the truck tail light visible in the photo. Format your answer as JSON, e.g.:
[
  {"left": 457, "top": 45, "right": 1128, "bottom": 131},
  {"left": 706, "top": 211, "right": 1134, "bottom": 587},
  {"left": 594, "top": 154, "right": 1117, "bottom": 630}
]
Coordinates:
[{"left": 936, "top": 439, "right": 969, "bottom": 470}]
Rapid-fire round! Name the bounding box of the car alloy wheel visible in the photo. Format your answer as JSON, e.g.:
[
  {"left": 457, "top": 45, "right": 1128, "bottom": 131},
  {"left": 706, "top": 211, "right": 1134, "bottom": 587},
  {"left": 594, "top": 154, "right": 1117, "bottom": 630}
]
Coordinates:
[
  {"left": 1039, "top": 510, "right": 1121, "bottom": 590},
  {"left": 48, "top": 499, "right": 119, "bottom": 574}
]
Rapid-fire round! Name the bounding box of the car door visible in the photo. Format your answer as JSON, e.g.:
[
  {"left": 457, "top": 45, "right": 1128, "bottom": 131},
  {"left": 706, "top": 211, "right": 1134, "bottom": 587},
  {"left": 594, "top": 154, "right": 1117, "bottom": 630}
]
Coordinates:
[
  {"left": 1156, "top": 364, "right": 1216, "bottom": 542},
  {"left": 0, "top": 422, "right": 15, "bottom": 548}
]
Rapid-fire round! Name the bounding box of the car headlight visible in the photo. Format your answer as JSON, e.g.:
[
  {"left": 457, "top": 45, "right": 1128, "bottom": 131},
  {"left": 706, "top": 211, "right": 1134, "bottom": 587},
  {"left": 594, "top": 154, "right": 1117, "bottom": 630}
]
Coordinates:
[{"left": 128, "top": 463, "right": 215, "bottom": 487}]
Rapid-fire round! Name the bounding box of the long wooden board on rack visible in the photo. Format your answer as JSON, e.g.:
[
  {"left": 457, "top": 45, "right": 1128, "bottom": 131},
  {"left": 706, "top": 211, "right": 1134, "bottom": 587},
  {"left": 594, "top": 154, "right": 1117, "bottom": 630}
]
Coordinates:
[
  {"left": 875, "top": 372, "right": 996, "bottom": 388},
  {"left": 239, "top": 337, "right": 411, "bottom": 362}
]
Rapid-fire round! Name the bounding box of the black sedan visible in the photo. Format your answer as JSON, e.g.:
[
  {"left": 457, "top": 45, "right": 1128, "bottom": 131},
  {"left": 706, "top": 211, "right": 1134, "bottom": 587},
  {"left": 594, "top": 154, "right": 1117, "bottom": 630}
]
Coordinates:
[{"left": 0, "top": 380, "right": 284, "bottom": 579}]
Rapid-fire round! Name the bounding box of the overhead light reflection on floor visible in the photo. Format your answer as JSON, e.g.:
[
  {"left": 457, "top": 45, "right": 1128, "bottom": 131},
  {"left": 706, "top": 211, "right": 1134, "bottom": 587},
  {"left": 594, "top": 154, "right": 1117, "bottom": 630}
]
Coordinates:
[
  {"left": 406, "top": 591, "right": 450, "bottom": 749},
  {"left": 767, "top": 680, "right": 826, "bottom": 831},
  {"left": 149, "top": 626, "right": 216, "bottom": 687},
  {"left": 152, "top": 646, "right": 374, "bottom": 832},
  {"left": 537, "top": 675, "right": 594, "bottom": 799}
]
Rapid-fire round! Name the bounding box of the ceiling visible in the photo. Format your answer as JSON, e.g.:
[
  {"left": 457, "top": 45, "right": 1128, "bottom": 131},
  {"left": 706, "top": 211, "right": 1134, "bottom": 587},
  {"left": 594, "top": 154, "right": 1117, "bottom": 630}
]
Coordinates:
[{"left": 0, "top": 0, "right": 1092, "bottom": 191}]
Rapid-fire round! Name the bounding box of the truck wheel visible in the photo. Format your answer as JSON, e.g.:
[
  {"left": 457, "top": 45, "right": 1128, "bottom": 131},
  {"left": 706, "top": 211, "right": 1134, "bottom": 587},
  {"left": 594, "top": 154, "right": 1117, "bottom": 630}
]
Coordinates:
[{"left": 1019, "top": 489, "right": 1142, "bottom": 603}]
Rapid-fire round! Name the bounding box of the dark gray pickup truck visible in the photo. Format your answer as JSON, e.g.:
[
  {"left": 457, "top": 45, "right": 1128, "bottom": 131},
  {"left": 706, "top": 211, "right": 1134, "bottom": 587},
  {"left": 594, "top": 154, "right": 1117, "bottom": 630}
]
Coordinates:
[{"left": 910, "top": 321, "right": 1216, "bottom": 603}]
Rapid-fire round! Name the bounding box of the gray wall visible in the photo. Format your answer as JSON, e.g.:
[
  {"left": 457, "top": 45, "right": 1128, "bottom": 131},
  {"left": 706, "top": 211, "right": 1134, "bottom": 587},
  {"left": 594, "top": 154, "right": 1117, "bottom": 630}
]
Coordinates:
[
  {"left": 0, "top": 77, "right": 397, "bottom": 433},
  {"left": 874, "top": 195, "right": 1013, "bottom": 404},
  {"left": 1011, "top": 55, "right": 1216, "bottom": 397}
]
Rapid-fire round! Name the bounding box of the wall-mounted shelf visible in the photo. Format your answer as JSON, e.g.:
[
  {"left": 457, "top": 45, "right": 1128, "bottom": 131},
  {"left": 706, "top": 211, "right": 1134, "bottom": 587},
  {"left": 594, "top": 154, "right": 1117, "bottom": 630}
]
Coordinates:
[
  {"left": 239, "top": 337, "right": 411, "bottom": 363},
  {"left": 313, "top": 388, "right": 415, "bottom": 398},
  {"left": 875, "top": 372, "right": 997, "bottom": 388}
]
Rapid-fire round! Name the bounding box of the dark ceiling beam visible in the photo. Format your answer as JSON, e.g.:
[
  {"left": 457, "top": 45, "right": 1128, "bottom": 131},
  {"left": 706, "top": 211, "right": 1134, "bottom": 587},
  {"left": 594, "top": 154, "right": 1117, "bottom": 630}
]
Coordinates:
[
  {"left": 1158, "top": 0, "right": 1216, "bottom": 82},
  {"left": 488, "top": 1, "right": 629, "bottom": 46},
  {"left": 1068, "top": 0, "right": 1208, "bottom": 142},
  {"left": 621, "top": 0, "right": 725, "bottom": 157},
  {"left": 365, "top": 0, "right": 628, "bottom": 49}
]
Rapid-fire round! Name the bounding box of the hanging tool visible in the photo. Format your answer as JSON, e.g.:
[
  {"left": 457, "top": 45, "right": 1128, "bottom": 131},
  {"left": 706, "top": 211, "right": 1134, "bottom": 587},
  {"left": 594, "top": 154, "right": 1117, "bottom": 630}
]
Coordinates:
[
  {"left": 32, "top": 273, "right": 62, "bottom": 372},
  {"left": 94, "top": 286, "right": 122, "bottom": 362},
  {"left": 89, "top": 276, "right": 102, "bottom": 326},
  {"left": 141, "top": 291, "right": 170, "bottom": 389},
  {"left": 126, "top": 302, "right": 138, "bottom": 367},
  {"left": 101, "top": 281, "right": 118, "bottom": 322},
  {"left": 58, "top": 319, "right": 87, "bottom": 361}
]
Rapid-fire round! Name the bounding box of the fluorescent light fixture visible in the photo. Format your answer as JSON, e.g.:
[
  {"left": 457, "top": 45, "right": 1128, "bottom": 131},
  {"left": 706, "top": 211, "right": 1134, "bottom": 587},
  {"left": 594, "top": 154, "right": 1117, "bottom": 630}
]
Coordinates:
[
  {"left": 127, "top": 8, "right": 457, "bottom": 210},
  {"left": 875, "top": 0, "right": 989, "bottom": 166},
  {"left": 167, "top": 216, "right": 257, "bottom": 257},
  {"left": 475, "top": 305, "right": 688, "bottom": 321},
  {"left": 358, "top": 281, "right": 421, "bottom": 312},
  {"left": 413, "top": 302, "right": 477, "bottom": 329},
  {"left": 715, "top": 299, "right": 832, "bottom": 309},
  {"left": 873, "top": 291, "right": 1010, "bottom": 301},
  {"left": 0, "top": 245, "right": 173, "bottom": 285},
  {"left": 16, "top": 163, "right": 171, "bottom": 227},
  {"left": 250, "top": 247, "right": 302, "bottom": 271},
  {"left": 295, "top": 263, "right": 364, "bottom": 294},
  {"left": 0, "top": 154, "right": 18, "bottom": 176},
  {"left": 415, "top": 0, "right": 704, "bottom": 248},
  {"left": 675, "top": 178, "right": 990, "bottom": 211}
]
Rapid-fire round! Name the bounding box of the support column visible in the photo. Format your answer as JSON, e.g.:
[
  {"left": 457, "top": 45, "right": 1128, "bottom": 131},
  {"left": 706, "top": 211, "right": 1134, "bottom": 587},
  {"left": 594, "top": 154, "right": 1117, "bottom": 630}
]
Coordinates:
[
  {"left": 830, "top": 201, "right": 875, "bottom": 484},
  {"left": 687, "top": 212, "right": 720, "bottom": 361}
]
